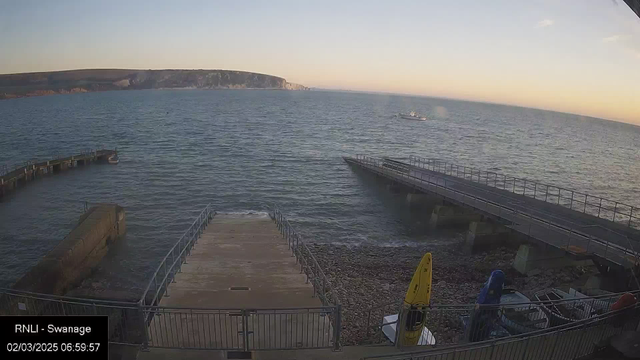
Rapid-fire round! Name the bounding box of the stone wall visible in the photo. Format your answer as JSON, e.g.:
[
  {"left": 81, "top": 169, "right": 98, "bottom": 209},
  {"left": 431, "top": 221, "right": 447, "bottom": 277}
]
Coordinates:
[{"left": 12, "top": 204, "right": 126, "bottom": 295}]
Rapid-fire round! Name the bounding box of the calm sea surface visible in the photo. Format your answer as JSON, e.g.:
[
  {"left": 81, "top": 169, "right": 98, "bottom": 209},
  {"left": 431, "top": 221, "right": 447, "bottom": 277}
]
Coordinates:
[{"left": 1, "top": 89, "right": 639, "bottom": 291}]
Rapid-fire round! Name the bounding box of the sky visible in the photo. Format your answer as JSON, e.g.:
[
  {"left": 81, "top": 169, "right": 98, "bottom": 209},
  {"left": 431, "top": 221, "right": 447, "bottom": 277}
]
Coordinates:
[{"left": 1, "top": 0, "right": 639, "bottom": 124}]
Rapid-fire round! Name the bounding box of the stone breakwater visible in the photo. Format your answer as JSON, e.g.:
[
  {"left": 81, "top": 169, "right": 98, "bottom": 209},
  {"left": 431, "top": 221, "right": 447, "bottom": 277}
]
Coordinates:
[{"left": 309, "top": 240, "right": 596, "bottom": 346}]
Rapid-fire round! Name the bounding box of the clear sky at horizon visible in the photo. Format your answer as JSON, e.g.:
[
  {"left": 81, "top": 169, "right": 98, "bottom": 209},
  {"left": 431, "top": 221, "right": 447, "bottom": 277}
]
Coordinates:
[{"left": 1, "top": 0, "right": 639, "bottom": 124}]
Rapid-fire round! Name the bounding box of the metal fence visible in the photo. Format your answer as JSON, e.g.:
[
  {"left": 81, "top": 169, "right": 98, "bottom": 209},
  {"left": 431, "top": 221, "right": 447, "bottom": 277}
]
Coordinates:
[
  {"left": 408, "top": 156, "right": 640, "bottom": 230},
  {"left": 136, "top": 203, "right": 341, "bottom": 351},
  {"left": 269, "top": 204, "right": 342, "bottom": 349},
  {"left": 0, "top": 288, "right": 144, "bottom": 345},
  {"left": 0, "top": 204, "right": 343, "bottom": 352},
  {"left": 350, "top": 155, "right": 638, "bottom": 270},
  {"left": 362, "top": 289, "right": 639, "bottom": 349},
  {"left": 1, "top": 148, "right": 103, "bottom": 176},
  {"left": 362, "top": 300, "right": 640, "bottom": 360},
  {"left": 144, "top": 306, "right": 336, "bottom": 350},
  {"left": 270, "top": 205, "right": 341, "bottom": 308},
  {"left": 139, "top": 203, "right": 216, "bottom": 307}
]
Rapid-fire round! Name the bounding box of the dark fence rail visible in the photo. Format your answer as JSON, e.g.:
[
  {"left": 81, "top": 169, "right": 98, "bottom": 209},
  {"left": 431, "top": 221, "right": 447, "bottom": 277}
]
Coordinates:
[
  {"left": 269, "top": 204, "right": 342, "bottom": 349},
  {"left": 408, "top": 156, "right": 639, "bottom": 230},
  {"left": 362, "top": 300, "right": 640, "bottom": 360},
  {"left": 143, "top": 305, "right": 337, "bottom": 351},
  {"left": 139, "top": 204, "right": 215, "bottom": 307},
  {"left": 362, "top": 289, "right": 640, "bottom": 348},
  {"left": 1, "top": 148, "right": 114, "bottom": 177},
  {"left": 349, "top": 155, "right": 637, "bottom": 269},
  {"left": 1, "top": 204, "right": 342, "bottom": 352},
  {"left": 0, "top": 288, "right": 143, "bottom": 345}
]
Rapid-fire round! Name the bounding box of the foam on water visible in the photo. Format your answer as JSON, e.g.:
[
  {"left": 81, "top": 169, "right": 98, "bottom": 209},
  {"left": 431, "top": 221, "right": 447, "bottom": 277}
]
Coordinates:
[{"left": 217, "top": 210, "right": 270, "bottom": 218}]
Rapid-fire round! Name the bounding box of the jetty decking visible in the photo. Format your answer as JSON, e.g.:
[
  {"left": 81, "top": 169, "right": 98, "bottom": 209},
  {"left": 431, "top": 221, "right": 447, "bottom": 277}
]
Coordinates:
[
  {"left": 145, "top": 213, "right": 333, "bottom": 351},
  {"left": 344, "top": 155, "right": 640, "bottom": 271},
  {"left": 0, "top": 149, "right": 116, "bottom": 198}
]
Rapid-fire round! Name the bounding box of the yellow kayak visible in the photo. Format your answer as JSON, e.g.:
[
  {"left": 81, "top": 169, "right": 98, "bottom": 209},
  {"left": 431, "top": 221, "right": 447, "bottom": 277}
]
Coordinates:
[{"left": 402, "top": 252, "right": 432, "bottom": 346}]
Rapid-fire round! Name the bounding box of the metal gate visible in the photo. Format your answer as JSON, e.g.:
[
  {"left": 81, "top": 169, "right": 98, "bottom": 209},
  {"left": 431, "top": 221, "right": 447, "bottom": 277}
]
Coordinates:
[{"left": 144, "top": 306, "right": 339, "bottom": 351}]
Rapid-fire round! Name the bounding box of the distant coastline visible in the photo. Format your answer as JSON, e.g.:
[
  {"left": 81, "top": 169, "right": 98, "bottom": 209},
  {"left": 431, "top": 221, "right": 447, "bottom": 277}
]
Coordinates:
[{"left": 0, "top": 69, "right": 308, "bottom": 100}]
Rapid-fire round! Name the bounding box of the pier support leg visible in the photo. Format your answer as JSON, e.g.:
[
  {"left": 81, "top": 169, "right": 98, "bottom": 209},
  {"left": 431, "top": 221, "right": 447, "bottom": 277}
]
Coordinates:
[
  {"left": 429, "top": 205, "right": 483, "bottom": 228},
  {"left": 512, "top": 244, "right": 592, "bottom": 275},
  {"left": 465, "top": 221, "right": 511, "bottom": 254}
]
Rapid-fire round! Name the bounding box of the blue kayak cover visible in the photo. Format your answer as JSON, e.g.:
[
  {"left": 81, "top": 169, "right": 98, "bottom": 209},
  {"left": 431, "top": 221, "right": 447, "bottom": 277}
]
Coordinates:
[{"left": 477, "top": 270, "right": 505, "bottom": 305}]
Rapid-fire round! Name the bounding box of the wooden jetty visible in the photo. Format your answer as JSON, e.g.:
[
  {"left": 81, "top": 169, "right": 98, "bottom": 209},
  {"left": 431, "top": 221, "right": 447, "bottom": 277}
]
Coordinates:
[{"left": 0, "top": 149, "right": 117, "bottom": 198}]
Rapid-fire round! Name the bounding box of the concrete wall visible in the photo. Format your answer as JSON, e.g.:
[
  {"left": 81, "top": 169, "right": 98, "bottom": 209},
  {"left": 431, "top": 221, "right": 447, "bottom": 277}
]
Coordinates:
[
  {"left": 512, "top": 244, "right": 592, "bottom": 275},
  {"left": 465, "top": 221, "right": 513, "bottom": 253},
  {"left": 429, "top": 205, "right": 483, "bottom": 228},
  {"left": 12, "top": 204, "right": 126, "bottom": 295}
]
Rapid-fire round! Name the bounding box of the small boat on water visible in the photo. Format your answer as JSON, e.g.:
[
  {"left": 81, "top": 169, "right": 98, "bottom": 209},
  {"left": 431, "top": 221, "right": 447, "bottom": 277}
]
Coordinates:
[
  {"left": 399, "top": 111, "right": 427, "bottom": 121},
  {"left": 108, "top": 153, "right": 119, "bottom": 164},
  {"left": 534, "top": 288, "right": 597, "bottom": 326},
  {"left": 499, "top": 289, "right": 549, "bottom": 334}
]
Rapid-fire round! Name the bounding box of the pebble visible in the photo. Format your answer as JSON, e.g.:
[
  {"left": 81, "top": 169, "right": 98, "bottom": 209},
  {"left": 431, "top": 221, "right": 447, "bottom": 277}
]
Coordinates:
[{"left": 309, "top": 240, "right": 597, "bottom": 346}]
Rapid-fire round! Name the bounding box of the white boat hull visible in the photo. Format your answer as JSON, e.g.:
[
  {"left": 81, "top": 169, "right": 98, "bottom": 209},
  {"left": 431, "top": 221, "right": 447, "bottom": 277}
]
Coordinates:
[
  {"left": 399, "top": 115, "right": 427, "bottom": 121},
  {"left": 381, "top": 314, "right": 436, "bottom": 346}
]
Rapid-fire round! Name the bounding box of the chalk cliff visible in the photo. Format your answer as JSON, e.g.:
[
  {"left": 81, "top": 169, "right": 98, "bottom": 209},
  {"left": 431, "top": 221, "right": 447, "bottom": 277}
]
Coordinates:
[{"left": 0, "top": 69, "right": 309, "bottom": 99}]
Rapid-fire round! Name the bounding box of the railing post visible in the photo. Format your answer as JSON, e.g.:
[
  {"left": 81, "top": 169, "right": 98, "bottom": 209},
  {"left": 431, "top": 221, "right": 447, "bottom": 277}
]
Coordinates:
[
  {"left": 138, "top": 300, "right": 150, "bottom": 351},
  {"left": 242, "top": 309, "right": 250, "bottom": 352},
  {"left": 534, "top": 183, "right": 537, "bottom": 199},
  {"left": 172, "top": 251, "right": 177, "bottom": 279},
  {"left": 573, "top": 321, "right": 589, "bottom": 359},
  {"left": 323, "top": 276, "right": 327, "bottom": 301},
  {"left": 488, "top": 342, "right": 496, "bottom": 360},
  {"left": 333, "top": 305, "right": 342, "bottom": 351},
  {"left": 570, "top": 191, "right": 574, "bottom": 209},
  {"left": 548, "top": 331, "right": 560, "bottom": 359},
  {"left": 630, "top": 208, "right": 634, "bottom": 227},
  {"left": 163, "top": 261, "right": 170, "bottom": 297},
  {"left": 520, "top": 337, "right": 531, "bottom": 360},
  {"left": 597, "top": 198, "right": 603, "bottom": 218},
  {"left": 523, "top": 179, "right": 527, "bottom": 196},
  {"left": 613, "top": 202, "right": 618, "bottom": 222},
  {"left": 395, "top": 306, "right": 406, "bottom": 349},
  {"left": 153, "top": 275, "right": 158, "bottom": 301},
  {"left": 545, "top": 185, "right": 549, "bottom": 202}
]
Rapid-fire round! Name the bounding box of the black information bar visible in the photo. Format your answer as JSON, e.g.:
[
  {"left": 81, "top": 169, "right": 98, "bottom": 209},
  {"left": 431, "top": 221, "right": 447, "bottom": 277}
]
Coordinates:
[{"left": 1, "top": 316, "right": 108, "bottom": 359}]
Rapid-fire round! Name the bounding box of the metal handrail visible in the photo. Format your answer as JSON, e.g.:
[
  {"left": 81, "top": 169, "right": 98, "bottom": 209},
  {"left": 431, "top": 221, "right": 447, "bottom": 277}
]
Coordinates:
[
  {"left": 408, "top": 155, "right": 640, "bottom": 230},
  {"left": 269, "top": 204, "right": 341, "bottom": 307},
  {"left": 363, "top": 289, "right": 640, "bottom": 314},
  {"left": 0, "top": 287, "right": 138, "bottom": 306},
  {"left": 351, "top": 155, "right": 638, "bottom": 268},
  {"left": 362, "top": 300, "right": 640, "bottom": 360},
  {"left": 268, "top": 204, "right": 342, "bottom": 349},
  {"left": 139, "top": 204, "right": 215, "bottom": 306},
  {"left": 141, "top": 305, "right": 338, "bottom": 311}
]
